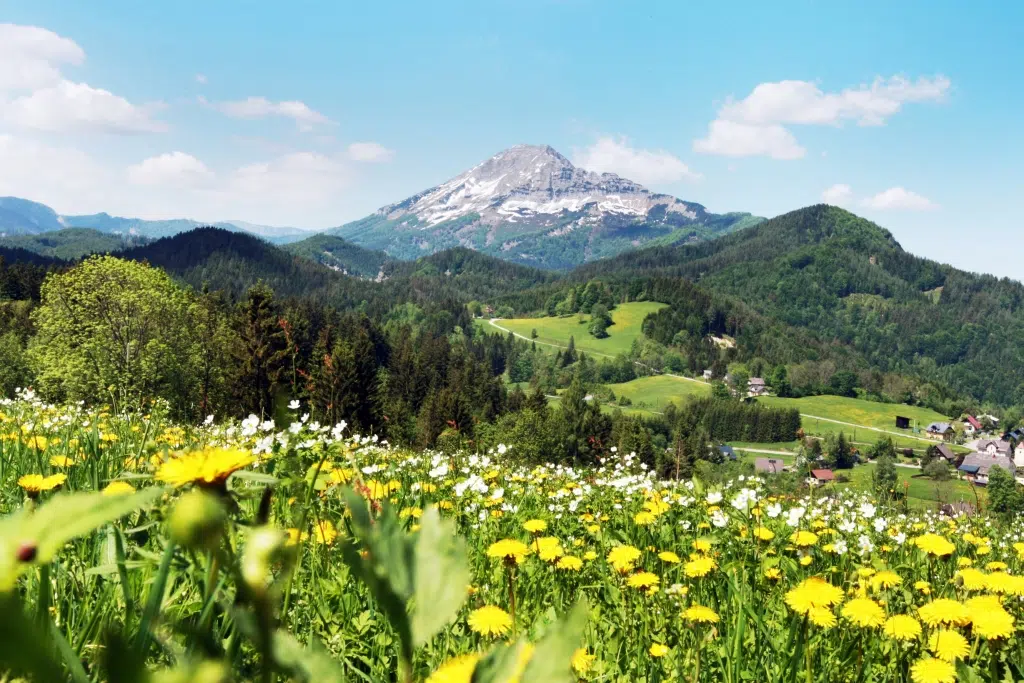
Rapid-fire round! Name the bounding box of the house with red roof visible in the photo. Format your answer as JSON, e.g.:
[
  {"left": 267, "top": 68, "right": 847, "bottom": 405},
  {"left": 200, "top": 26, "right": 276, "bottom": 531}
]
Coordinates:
[{"left": 963, "top": 415, "right": 982, "bottom": 435}]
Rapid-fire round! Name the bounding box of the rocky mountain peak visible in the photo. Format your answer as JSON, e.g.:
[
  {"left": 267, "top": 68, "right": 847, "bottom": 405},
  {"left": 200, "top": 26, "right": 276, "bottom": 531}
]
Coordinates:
[{"left": 336, "top": 144, "right": 760, "bottom": 269}]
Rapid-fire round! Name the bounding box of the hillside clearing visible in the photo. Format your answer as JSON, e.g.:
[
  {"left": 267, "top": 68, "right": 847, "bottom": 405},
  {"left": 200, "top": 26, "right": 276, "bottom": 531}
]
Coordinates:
[{"left": 482, "top": 301, "right": 667, "bottom": 357}]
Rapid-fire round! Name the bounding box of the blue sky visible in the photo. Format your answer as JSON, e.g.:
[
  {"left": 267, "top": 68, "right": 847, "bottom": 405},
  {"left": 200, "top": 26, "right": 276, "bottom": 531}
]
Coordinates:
[{"left": 1, "top": 1, "right": 1021, "bottom": 278}]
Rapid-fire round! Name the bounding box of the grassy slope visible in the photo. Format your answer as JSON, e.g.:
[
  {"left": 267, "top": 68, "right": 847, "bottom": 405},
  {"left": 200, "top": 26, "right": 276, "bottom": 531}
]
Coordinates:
[
  {"left": 484, "top": 301, "right": 667, "bottom": 357},
  {"left": 757, "top": 394, "right": 948, "bottom": 432},
  {"left": 606, "top": 375, "right": 710, "bottom": 412}
]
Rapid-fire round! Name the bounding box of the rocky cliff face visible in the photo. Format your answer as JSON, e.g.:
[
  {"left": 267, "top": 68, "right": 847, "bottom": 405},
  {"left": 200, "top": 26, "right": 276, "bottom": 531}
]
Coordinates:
[{"left": 334, "top": 145, "right": 760, "bottom": 269}]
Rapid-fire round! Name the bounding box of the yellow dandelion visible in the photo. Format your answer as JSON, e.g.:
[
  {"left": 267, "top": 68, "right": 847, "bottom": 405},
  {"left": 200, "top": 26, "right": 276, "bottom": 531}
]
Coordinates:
[
  {"left": 790, "top": 530, "right": 818, "bottom": 547},
  {"left": 910, "top": 658, "right": 955, "bottom": 683},
  {"left": 808, "top": 606, "right": 837, "bottom": 628},
  {"left": 155, "top": 447, "right": 254, "bottom": 488},
  {"left": 841, "top": 598, "right": 886, "bottom": 628},
  {"left": 556, "top": 555, "right": 583, "bottom": 571},
  {"left": 869, "top": 570, "right": 902, "bottom": 591},
  {"left": 913, "top": 533, "right": 955, "bottom": 557},
  {"left": 883, "top": 615, "right": 922, "bottom": 641},
  {"left": 649, "top": 643, "right": 669, "bottom": 658},
  {"left": 970, "top": 606, "right": 1015, "bottom": 639},
  {"left": 957, "top": 567, "right": 988, "bottom": 591},
  {"left": 467, "top": 605, "right": 513, "bottom": 637},
  {"left": 928, "top": 629, "right": 969, "bottom": 662},
  {"left": 684, "top": 556, "right": 717, "bottom": 578},
  {"left": 785, "top": 577, "right": 845, "bottom": 615},
  {"left": 607, "top": 545, "right": 642, "bottom": 573},
  {"left": 571, "top": 648, "right": 595, "bottom": 674},
  {"left": 425, "top": 654, "right": 481, "bottom": 683},
  {"left": 522, "top": 519, "right": 547, "bottom": 534},
  {"left": 627, "top": 571, "right": 660, "bottom": 592},
  {"left": 683, "top": 605, "right": 719, "bottom": 624},
  {"left": 102, "top": 481, "right": 136, "bottom": 496},
  {"left": 918, "top": 599, "right": 969, "bottom": 627},
  {"left": 535, "top": 536, "right": 564, "bottom": 562},
  {"left": 487, "top": 539, "right": 530, "bottom": 564}
]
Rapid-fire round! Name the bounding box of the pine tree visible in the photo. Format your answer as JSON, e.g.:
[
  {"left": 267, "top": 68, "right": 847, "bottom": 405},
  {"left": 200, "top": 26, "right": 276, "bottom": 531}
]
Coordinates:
[
  {"left": 234, "top": 282, "right": 288, "bottom": 418},
  {"left": 872, "top": 455, "right": 898, "bottom": 501}
]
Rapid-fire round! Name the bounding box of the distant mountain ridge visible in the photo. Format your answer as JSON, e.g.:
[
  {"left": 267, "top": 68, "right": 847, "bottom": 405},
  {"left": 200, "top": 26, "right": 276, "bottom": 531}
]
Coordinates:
[
  {"left": 330, "top": 144, "right": 762, "bottom": 269},
  {"left": 0, "top": 197, "right": 314, "bottom": 244}
]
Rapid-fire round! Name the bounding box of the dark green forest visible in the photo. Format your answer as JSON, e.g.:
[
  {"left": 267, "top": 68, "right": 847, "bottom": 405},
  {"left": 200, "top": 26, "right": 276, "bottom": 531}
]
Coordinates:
[{"left": 4, "top": 204, "right": 1024, "bottom": 466}]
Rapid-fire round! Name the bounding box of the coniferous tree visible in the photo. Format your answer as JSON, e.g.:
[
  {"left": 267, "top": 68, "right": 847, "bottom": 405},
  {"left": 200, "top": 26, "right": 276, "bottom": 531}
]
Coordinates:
[{"left": 235, "top": 282, "right": 288, "bottom": 418}]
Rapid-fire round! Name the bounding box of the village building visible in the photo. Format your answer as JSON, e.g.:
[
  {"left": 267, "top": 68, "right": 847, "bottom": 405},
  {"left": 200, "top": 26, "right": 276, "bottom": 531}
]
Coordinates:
[{"left": 958, "top": 453, "right": 1014, "bottom": 485}]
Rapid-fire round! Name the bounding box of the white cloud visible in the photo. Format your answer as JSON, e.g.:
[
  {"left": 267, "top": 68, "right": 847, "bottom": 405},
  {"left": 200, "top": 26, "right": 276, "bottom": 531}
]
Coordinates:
[
  {"left": 0, "top": 23, "right": 84, "bottom": 91},
  {"left": 5, "top": 81, "right": 166, "bottom": 134},
  {"left": 694, "top": 75, "right": 949, "bottom": 159},
  {"left": 195, "top": 73, "right": 207, "bottom": 85},
  {"left": 0, "top": 134, "right": 109, "bottom": 206},
  {"left": 862, "top": 186, "right": 937, "bottom": 211},
  {"left": 128, "top": 152, "right": 214, "bottom": 188},
  {"left": 0, "top": 23, "right": 166, "bottom": 134},
  {"left": 347, "top": 141, "right": 395, "bottom": 162},
  {"left": 821, "top": 183, "right": 853, "bottom": 206},
  {"left": 227, "top": 152, "right": 350, "bottom": 202},
  {"left": 693, "top": 120, "right": 805, "bottom": 160},
  {"left": 209, "top": 96, "right": 331, "bottom": 131},
  {"left": 574, "top": 136, "right": 701, "bottom": 185}
]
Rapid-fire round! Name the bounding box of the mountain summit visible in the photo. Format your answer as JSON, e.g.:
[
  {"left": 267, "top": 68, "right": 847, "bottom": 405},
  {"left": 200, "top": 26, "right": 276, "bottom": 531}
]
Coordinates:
[{"left": 333, "top": 144, "right": 761, "bottom": 269}]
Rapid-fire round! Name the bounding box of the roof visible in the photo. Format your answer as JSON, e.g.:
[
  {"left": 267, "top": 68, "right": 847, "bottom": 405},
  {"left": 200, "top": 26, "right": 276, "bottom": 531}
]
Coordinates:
[
  {"left": 940, "top": 501, "right": 976, "bottom": 517},
  {"left": 754, "top": 458, "right": 784, "bottom": 474},
  {"left": 958, "top": 454, "right": 1014, "bottom": 476},
  {"left": 927, "top": 422, "right": 953, "bottom": 433},
  {"left": 748, "top": 377, "right": 765, "bottom": 386},
  {"left": 719, "top": 444, "right": 736, "bottom": 457},
  {"left": 811, "top": 469, "right": 836, "bottom": 481},
  {"left": 977, "top": 439, "right": 1012, "bottom": 455},
  {"left": 935, "top": 443, "right": 956, "bottom": 461},
  {"left": 965, "top": 415, "right": 982, "bottom": 430}
]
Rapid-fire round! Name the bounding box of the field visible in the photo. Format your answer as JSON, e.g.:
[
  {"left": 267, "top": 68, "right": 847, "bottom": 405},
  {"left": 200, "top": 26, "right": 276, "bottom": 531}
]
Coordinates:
[
  {"left": 480, "top": 301, "right": 667, "bottom": 357},
  {"left": 606, "top": 375, "right": 710, "bottom": 412},
  {"left": 758, "top": 394, "right": 949, "bottom": 436},
  {"left": 2, "top": 395, "right": 1023, "bottom": 682}
]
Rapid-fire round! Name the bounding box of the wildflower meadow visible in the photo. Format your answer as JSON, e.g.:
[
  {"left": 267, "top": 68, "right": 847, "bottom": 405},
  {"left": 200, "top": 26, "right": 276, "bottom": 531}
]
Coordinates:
[{"left": 2, "top": 390, "right": 1023, "bottom": 683}]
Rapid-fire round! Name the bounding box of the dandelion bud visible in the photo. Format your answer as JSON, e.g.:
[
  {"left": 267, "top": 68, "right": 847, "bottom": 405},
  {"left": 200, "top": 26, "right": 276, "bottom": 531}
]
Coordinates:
[
  {"left": 241, "top": 526, "right": 288, "bottom": 597},
  {"left": 167, "top": 490, "right": 226, "bottom": 552}
]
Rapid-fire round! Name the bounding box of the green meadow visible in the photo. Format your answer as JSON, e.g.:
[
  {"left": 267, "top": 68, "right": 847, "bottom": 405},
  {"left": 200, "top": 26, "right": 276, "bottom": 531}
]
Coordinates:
[{"left": 480, "top": 301, "right": 667, "bottom": 357}]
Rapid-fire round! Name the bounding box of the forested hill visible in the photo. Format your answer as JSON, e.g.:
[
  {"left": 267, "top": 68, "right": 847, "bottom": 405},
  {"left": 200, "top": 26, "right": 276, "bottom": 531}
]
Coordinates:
[
  {"left": 283, "top": 234, "right": 390, "bottom": 278},
  {"left": 571, "top": 205, "right": 1024, "bottom": 405}
]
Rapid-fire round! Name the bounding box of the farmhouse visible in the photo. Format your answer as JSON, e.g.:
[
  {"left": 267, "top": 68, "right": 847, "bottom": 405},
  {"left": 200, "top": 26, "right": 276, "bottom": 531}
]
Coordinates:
[
  {"left": 926, "top": 422, "right": 955, "bottom": 440},
  {"left": 748, "top": 377, "right": 767, "bottom": 396},
  {"left": 810, "top": 468, "right": 836, "bottom": 484},
  {"left": 1015, "top": 441, "right": 1024, "bottom": 468},
  {"left": 958, "top": 453, "right": 1014, "bottom": 485},
  {"left": 935, "top": 443, "right": 957, "bottom": 463},
  {"left": 962, "top": 415, "right": 982, "bottom": 435},
  {"left": 977, "top": 439, "right": 1012, "bottom": 457}
]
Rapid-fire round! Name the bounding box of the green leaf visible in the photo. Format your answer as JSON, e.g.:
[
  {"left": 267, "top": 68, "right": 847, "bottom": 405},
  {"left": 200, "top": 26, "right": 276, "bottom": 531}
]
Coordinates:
[
  {"left": 411, "top": 507, "right": 469, "bottom": 647},
  {"left": 955, "top": 661, "right": 986, "bottom": 683},
  {"left": 0, "top": 487, "right": 166, "bottom": 590},
  {"left": 230, "top": 471, "right": 280, "bottom": 485},
  {"left": 520, "top": 598, "right": 589, "bottom": 683},
  {"left": 271, "top": 630, "right": 348, "bottom": 683},
  {"left": 471, "top": 642, "right": 526, "bottom": 683},
  {"left": 0, "top": 593, "right": 65, "bottom": 682}
]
